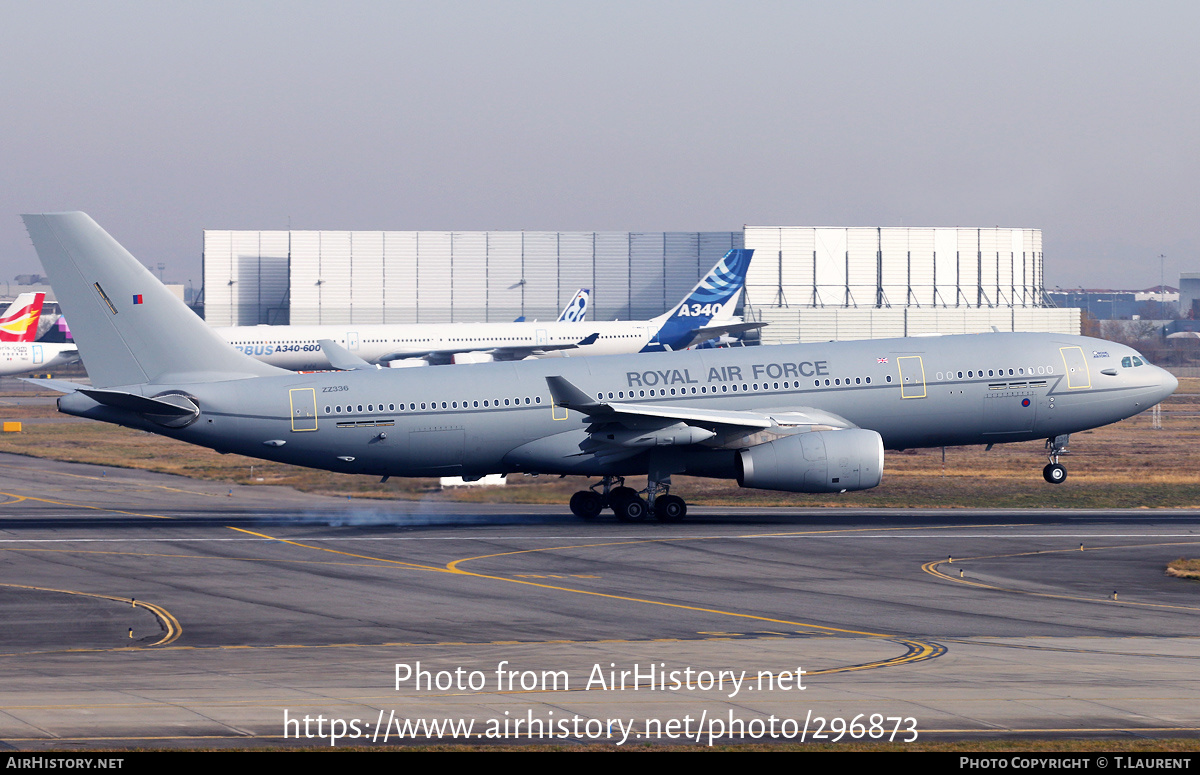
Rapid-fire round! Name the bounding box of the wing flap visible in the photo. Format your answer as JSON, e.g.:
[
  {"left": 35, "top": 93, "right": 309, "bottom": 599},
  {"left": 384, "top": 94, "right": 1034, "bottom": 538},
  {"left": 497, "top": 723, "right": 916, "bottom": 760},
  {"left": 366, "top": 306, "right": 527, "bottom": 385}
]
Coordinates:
[{"left": 545, "top": 375, "right": 857, "bottom": 452}]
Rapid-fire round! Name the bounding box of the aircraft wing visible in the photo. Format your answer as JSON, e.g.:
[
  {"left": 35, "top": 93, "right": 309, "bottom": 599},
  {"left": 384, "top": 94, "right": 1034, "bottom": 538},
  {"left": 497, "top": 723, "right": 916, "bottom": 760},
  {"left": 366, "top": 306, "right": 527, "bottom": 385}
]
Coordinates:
[
  {"left": 676, "top": 321, "right": 767, "bottom": 350},
  {"left": 488, "top": 332, "right": 600, "bottom": 361},
  {"left": 545, "top": 375, "right": 856, "bottom": 457},
  {"left": 377, "top": 349, "right": 468, "bottom": 366},
  {"left": 378, "top": 333, "right": 601, "bottom": 365}
]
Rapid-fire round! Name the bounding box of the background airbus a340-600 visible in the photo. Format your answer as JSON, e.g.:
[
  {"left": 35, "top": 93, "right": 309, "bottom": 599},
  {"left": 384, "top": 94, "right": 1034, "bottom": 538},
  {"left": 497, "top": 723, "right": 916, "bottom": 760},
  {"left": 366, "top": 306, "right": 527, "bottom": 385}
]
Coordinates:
[
  {"left": 212, "top": 249, "right": 761, "bottom": 370},
  {"left": 21, "top": 213, "right": 1176, "bottom": 522}
]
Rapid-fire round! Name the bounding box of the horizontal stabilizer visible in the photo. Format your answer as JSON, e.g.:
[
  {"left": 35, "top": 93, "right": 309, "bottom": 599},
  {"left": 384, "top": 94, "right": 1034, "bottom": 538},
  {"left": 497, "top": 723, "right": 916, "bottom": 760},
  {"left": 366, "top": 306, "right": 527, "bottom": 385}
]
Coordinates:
[
  {"left": 21, "top": 377, "right": 82, "bottom": 393},
  {"left": 77, "top": 388, "right": 198, "bottom": 417}
]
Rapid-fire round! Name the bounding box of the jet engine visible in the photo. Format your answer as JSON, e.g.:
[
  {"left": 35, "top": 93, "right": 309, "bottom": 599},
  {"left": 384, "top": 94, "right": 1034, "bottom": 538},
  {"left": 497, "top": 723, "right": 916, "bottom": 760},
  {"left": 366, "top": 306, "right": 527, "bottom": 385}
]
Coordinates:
[
  {"left": 736, "top": 428, "right": 884, "bottom": 493},
  {"left": 452, "top": 352, "right": 496, "bottom": 365}
]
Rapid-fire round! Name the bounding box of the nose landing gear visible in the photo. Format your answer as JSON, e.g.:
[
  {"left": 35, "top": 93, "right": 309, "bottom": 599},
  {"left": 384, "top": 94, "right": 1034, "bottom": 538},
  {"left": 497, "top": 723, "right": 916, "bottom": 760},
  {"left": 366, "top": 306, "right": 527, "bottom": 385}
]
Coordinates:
[{"left": 1042, "top": 435, "right": 1070, "bottom": 484}]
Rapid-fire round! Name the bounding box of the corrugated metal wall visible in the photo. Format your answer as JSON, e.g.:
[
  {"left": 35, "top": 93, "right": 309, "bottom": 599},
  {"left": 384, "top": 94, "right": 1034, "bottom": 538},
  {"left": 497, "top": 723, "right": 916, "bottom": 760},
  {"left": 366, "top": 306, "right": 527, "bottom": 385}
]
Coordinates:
[
  {"left": 203, "top": 225, "right": 1067, "bottom": 340},
  {"left": 742, "top": 226, "right": 1069, "bottom": 341},
  {"left": 203, "top": 230, "right": 743, "bottom": 325},
  {"left": 202, "top": 231, "right": 290, "bottom": 326},
  {"left": 744, "top": 226, "right": 1044, "bottom": 315},
  {"left": 758, "top": 307, "right": 1080, "bottom": 344}
]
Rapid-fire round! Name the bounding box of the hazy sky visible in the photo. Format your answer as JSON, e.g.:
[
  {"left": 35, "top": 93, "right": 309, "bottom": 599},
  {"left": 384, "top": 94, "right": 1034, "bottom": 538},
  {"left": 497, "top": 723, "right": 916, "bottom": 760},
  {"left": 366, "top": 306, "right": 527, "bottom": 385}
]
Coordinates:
[{"left": 2, "top": 1, "right": 1196, "bottom": 291}]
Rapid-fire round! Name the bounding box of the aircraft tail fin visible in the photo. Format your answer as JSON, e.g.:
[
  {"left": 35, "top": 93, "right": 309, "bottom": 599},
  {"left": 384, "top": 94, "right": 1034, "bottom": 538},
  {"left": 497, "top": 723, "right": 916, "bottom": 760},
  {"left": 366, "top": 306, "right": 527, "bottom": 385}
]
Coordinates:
[
  {"left": 22, "top": 213, "right": 286, "bottom": 388},
  {"left": 644, "top": 248, "right": 753, "bottom": 352},
  {"left": 0, "top": 292, "right": 45, "bottom": 342},
  {"left": 557, "top": 288, "right": 590, "bottom": 322}
]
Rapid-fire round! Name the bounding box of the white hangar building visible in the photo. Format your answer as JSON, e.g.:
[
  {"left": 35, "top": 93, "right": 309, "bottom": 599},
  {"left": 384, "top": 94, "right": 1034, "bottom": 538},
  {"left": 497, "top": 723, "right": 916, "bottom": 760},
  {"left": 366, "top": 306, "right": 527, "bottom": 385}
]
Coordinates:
[
  {"left": 201, "top": 226, "right": 1077, "bottom": 341},
  {"left": 202, "top": 231, "right": 744, "bottom": 327},
  {"left": 742, "top": 226, "right": 1077, "bottom": 343}
]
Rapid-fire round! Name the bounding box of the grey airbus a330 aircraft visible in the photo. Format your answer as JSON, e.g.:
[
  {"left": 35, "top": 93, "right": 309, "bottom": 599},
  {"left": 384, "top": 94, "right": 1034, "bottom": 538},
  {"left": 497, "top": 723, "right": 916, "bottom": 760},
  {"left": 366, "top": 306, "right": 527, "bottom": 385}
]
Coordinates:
[{"left": 23, "top": 213, "right": 1177, "bottom": 522}]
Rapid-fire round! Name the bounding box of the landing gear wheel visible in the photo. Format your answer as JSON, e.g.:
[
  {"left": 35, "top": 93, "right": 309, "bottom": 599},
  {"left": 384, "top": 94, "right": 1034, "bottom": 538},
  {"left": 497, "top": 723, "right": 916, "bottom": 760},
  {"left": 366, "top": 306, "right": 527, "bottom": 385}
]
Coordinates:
[
  {"left": 1043, "top": 463, "right": 1067, "bottom": 484},
  {"left": 608, "top": 486, "right": 638, "bottom": 509},
  {"left": 613, "top": 496, "right": 649, "bottom": 523},
  {"left": 654, "top": 494, "right": 687, "bottom": 523},
  {"left": 569, "top": 491, "right": 604, "bottom": 519}
]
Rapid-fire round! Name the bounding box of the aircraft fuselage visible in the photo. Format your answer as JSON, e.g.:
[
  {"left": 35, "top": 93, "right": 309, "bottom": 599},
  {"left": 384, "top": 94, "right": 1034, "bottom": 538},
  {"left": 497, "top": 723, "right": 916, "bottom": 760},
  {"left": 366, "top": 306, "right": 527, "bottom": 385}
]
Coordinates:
[
  {"left": 0, "top": 342, "right": 78, "bottom": 376},
  {"left": 59, "top": 332, "right": 1175, "bottom": 481}
]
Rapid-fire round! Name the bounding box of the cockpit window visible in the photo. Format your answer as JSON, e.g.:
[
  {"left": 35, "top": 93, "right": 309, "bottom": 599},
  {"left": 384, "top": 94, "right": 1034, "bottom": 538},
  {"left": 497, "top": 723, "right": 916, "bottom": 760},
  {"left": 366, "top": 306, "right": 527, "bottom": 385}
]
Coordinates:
[
  {"left": 1132, "top": 356, "right": 1145, "bottom": 367},
  {"left": 1121, "top": 356, "right": 1132, "bottom": 368}
]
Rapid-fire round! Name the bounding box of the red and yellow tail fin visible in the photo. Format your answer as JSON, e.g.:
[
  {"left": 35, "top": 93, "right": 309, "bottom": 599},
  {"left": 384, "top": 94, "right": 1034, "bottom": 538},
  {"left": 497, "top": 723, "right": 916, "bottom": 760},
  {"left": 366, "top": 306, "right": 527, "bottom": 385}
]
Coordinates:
[{"left": 0, "top": 292, "right": 46, "bottom": 342}]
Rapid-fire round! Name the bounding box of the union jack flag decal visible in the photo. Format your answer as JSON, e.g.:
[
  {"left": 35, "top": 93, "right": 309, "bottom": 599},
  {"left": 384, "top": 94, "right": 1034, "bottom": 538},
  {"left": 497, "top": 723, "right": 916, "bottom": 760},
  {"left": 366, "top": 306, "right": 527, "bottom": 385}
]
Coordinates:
[{"left": 877, "top": 357, "right": 888, "bottom": 364}]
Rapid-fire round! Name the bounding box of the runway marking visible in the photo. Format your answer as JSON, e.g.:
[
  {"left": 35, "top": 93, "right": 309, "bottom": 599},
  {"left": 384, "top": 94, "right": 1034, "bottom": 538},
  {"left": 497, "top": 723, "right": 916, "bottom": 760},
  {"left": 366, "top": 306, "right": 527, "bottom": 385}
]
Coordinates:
[
  {"left": 437, "top": 524, "right": 1024, "bottom": 573},
  {"left": 923, "top": 540, "right": 1200, "bottom": 612},
  {"left": 0, "top": 582, "right": 181, "bottom": 646},
  {"left": 736, "top": 523, "right": 1034, "bottom": 538},
  {"left": 224, "top": 527, "right": 446, "bottom": 573},
  {"left": 186, "top": 526, "right": 945, "bottom": 675},
  {"left": 439, "top": 538, "right": 950, "bottom": 674},
  {"left": 4, "top": 529, "right": 1200, "bottom": 544},
  {"left": 938, "top": 637, "right": 1200, "bottom": 660},
  {"left": 0, "top": 462, "right": 219, "bottom": 497},
  {"left": 0, "top": 491, "right": 174, "bottom": 519},
  {"left": 0, "top": 545, "right": 436, "bottom": 572},
  {"left": 15, "top": 489, "right": 1193, "bottom": 672}
]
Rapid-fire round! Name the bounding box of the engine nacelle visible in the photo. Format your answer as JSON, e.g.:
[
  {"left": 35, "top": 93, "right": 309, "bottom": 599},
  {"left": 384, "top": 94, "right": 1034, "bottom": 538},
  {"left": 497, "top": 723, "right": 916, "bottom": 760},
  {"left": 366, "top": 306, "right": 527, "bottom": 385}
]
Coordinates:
[
  {"left": 452, "top": 352, "right": 496, "bottom": 365},
  {"left": 736, "top": 429, "right": 884, "bottom": 493}
]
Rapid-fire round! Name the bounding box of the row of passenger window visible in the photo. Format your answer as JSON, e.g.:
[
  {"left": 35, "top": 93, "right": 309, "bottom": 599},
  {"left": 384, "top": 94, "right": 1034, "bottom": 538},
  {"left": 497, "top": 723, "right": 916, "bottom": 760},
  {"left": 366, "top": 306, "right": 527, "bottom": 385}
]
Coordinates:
[
  {"left": 935, "top": 366, "right": 1054, "bottom": 381},
  {"left": 323, "top": 373, "right": 900, "bottom": 417},
  {"left": 597, "top": 375, "right": 893, "bottom": 401},
  {"left": 325, "top": 396, "right": 544, "bottom": 415}
]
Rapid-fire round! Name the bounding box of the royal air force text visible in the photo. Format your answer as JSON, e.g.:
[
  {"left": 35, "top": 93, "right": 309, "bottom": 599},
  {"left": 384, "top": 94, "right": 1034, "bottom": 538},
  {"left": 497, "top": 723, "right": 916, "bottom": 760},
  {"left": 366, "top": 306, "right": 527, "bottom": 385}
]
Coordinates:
[{"left": 626, "top": 361, "right": 831, "bottom": 388}]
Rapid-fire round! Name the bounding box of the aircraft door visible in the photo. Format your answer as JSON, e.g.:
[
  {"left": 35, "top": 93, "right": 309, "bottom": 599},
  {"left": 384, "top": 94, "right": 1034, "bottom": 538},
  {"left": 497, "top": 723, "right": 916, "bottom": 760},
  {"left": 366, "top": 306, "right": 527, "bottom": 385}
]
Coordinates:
[
  {"left": 347, "top": 332, "right": 359, "bottom": 351},
  {"left": 536, "top": 329, "right": 548, "bottom": 346},
  {"left": 409, "top": 427, "right": 465, "bottom": 470},
  {"left": 31, "top": 345, "right": 43, "bottom": 364},
  {"left": 1059, "top": 346, "right": 1091, "bottom": 389},
  {"left": 897, "top": 355, "right": 927, "bottom": 399},
  {"left": 289, "top": 388, "right": 318, "bottom": 431}
]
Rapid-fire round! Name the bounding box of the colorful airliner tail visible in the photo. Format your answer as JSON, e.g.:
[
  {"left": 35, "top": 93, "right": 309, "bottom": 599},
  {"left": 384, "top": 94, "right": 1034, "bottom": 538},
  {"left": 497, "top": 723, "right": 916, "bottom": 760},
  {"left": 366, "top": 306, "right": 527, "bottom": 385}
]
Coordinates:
[
  {"left": 557, "top": 288, "right": 590, "bottom": 322},
  {"left": 642, "top": 249, "right": 754, "bottom": 352},
  {"left": 0, "top": 292, "right": 46, "bottom": 342}
]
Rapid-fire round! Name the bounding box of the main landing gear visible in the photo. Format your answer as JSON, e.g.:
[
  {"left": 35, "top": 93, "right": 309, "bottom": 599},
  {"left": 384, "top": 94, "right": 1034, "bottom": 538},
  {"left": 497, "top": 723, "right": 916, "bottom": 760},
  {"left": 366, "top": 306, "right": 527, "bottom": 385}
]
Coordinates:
[
  {"left": 568, "top": 476, "right": 688, "bottom": 523},
  {"left": 1042, "top": 434, "right": 1069, "bottom": 484}
]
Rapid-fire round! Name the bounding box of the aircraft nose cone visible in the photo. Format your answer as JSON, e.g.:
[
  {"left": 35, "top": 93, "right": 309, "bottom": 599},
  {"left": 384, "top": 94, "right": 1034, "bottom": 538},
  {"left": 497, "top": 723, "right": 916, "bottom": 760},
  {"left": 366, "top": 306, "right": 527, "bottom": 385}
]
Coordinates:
[{"left": 1161, "top": 368, "right": 1179, "bottom": 400}]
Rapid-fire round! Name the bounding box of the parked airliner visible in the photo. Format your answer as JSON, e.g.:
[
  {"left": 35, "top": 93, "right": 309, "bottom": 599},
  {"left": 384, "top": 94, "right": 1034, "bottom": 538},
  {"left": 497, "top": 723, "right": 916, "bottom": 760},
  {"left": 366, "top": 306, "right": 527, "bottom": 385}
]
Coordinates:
[
  {"left": 211, "top": 250, "right": 759, "bottom": 370},
  {"left": 0, "top": 291, "right": 79, "bottom": 376},
  {"left": 23, "top": 213, "right": 1176, "bottom": 522}
]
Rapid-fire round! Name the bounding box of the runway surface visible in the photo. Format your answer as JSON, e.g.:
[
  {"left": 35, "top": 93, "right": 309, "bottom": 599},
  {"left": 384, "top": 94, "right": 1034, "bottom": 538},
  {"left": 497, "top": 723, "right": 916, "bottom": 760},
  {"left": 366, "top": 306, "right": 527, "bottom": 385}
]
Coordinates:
[{"left": 0, "top": 452, "right": 1197, "bottom": 749}]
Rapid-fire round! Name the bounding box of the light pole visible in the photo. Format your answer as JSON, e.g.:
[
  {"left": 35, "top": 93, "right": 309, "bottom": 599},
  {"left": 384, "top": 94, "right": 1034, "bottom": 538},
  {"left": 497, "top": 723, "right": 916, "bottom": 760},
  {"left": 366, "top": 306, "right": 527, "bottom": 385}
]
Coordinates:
[{"left": 1159, "top": 254, "right": 1166, "bottom": 320}]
